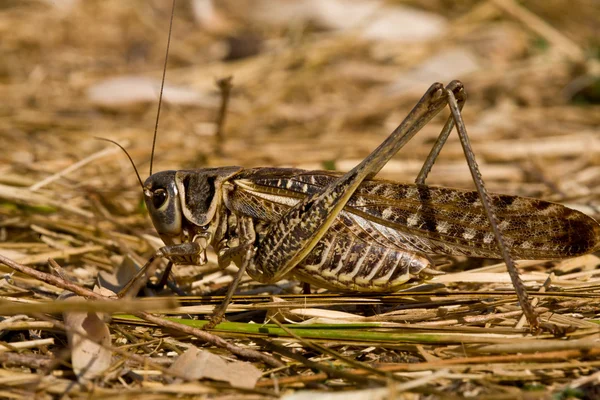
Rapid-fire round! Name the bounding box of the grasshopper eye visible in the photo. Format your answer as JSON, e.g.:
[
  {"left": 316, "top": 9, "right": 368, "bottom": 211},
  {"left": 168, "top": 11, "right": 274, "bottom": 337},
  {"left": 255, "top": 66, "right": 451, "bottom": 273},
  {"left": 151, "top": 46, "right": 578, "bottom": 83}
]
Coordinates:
[{"left": 152, "top": 189, "right": 168, "bottom": 209}]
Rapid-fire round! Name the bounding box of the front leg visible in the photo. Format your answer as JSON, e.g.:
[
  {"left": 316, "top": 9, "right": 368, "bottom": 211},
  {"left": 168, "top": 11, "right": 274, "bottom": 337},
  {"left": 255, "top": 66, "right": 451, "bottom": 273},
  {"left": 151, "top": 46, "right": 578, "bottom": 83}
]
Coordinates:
[
  {"left": 118, "top": 241, "right": 205, "bottom": 298},
  {"left": 206, "top": 215, "right": 257, "bottom": 329}
]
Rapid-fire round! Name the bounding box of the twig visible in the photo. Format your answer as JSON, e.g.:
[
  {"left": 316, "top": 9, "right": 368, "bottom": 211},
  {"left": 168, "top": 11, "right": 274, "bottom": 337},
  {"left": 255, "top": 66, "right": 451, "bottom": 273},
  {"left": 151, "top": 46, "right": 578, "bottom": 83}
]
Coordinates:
[
  {"left": 391, "top": 368, "right": 450, "bottom": 393},
  {"left": 257, "top": 347, "right": 600, "bottom": 387},
  {"left": 137, "top": 312, "right": 283, "bottom": 368},
  {"left": 29, "top": 144, "right": 124, "bottom": 191},
  {"left": 0, "top": 254, "right": 284, "bottom": 368},
  {"left": 0, "top": 297, "right": 178, "bottom": 315},
  {"left": 0, "top": 338, "right": 54, "bottom": 351},
  {"left": 0, "top": 352, "right": 54, "bottom": 369},
  {"left": 269, "top": 316, "right": 401, "bottom": 382},
  {"left": 214, "top": 76, "right": 233, "bottom": 156},
  {"left": 255, "top": 338, "right": 380, "bottom": 386},
  {"left": 0, "top": 183, "right": 93, "bottom": 218},
  {"left": 491, "top": 0, "right": 584, "bottom": 62}
]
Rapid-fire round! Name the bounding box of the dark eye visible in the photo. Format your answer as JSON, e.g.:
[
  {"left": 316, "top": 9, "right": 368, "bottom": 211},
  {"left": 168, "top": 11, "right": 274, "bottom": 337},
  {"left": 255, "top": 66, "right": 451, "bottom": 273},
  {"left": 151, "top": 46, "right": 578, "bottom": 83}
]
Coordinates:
[{"left": 152, "top": 189, "right": 168, "bottom": 209}]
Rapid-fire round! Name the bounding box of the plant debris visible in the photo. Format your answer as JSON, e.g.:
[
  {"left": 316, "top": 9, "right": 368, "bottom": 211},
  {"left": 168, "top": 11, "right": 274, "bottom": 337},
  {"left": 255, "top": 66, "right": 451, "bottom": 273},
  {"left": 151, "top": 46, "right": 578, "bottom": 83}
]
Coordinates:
[{"left": 0, "top": 0, "right": 599, "bottom": 398}]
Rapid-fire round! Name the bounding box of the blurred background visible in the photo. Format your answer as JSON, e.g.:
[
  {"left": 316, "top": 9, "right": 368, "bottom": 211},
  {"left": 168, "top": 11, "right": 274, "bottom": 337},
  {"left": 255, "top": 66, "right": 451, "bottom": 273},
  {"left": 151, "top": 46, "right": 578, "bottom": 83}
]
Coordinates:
[{"left": 0, "top": 0, "right": 599, "bottom": 248}]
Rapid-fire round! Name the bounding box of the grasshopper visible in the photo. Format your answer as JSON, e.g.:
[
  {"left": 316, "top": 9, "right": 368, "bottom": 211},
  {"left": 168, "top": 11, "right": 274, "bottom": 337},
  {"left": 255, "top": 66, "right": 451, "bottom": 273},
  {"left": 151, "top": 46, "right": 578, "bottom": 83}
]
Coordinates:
[{"left": 116, "top": 1, "right": 600, "bottom": 331}]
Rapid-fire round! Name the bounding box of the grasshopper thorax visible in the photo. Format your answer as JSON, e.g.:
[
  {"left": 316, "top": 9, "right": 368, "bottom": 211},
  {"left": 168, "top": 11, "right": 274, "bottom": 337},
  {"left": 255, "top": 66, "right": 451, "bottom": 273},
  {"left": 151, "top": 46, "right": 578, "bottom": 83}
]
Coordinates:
[{"left": 144, "top": 167, "right": 242, "bottom": 249}]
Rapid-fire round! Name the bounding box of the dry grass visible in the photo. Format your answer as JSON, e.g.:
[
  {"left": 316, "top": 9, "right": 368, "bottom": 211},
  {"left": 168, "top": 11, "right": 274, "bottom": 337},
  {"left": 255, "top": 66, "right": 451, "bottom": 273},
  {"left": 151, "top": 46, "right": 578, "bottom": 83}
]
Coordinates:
[{"left": 1, "top": 0, "right": 600, "bottom": 398}]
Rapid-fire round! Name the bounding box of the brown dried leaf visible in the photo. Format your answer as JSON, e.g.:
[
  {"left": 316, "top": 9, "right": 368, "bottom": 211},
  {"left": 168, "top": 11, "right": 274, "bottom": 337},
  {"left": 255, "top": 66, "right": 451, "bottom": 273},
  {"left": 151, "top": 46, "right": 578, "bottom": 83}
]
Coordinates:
[
  {"left": 61, "top": 293, "right": 111, "bottom": 382},
  {"left": 317, "top": 1, "right": 447, "bottom": 42},
  {"left": 387, "top": 47, "right": 482, "bottom": 95},
  {"left": 96, "top": 256, "right": 139, "bottom": 294},
  {"left": 39, "top": 0, "right": 80, "bottom": 14},
  {"left": 168, "top": 346, "right": 261, "bottom": 389},
  {"left": 87, "top": 76, "right": 217, "bottom": 109}
]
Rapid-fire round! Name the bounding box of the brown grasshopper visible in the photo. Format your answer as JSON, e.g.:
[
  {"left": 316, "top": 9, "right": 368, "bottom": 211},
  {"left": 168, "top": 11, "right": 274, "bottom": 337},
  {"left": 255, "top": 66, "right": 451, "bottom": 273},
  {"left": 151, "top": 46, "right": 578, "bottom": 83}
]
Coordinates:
[{"left": 116, "top": 1, "right": 600, "bottom": 331}]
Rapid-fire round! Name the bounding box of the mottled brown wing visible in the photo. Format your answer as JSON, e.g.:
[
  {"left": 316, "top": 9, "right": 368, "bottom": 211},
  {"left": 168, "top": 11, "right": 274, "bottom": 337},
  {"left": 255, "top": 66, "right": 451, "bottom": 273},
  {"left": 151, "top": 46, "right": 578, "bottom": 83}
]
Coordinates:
[{"left": 228, "top": 167, "right": 600, "bottom": 259}]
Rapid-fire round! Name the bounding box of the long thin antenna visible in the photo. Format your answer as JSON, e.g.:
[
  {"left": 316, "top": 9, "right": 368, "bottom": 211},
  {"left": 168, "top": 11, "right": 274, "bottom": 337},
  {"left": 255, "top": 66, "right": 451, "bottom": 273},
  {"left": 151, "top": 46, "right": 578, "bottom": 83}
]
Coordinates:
[
  {"left": 149, "top": 0, "right": 176, "bottom": 177},
  {"left": 95, "top": 137, "right": 144, "bottom": 190}
]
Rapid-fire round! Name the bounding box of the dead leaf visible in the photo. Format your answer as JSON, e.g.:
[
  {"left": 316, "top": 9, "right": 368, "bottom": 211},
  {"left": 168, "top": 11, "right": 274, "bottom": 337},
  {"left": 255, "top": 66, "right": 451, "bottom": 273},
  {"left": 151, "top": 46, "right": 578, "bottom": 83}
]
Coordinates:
[
  {"left": 316, "top": 1, "right": 447, "bottom": 42},
  {"left": 387, "top": 47, "right": 481, "bottom": 95},
  {"left": 191, "top": 0, "right": 238, "bottom": 34},
  {"left": 61, "top": 293, "right": 112, "bottom": 382},
  {"left": 207, "top": 0, "right": 446, "bottom": 42},
  {"left": 220, "top": 0, "right": 316, "bottom": 27},
  {"left": 87, "top": 76, "right": 217, "bottom": 110},
  {"left": 169, "top": 346, "right": 261, "bottom": 389},
  {"left": 97, "top": 256, "right": 139, "bottom": 294},
  {"left": 40, "top": 0, "right": 80, "bottom": 14}
]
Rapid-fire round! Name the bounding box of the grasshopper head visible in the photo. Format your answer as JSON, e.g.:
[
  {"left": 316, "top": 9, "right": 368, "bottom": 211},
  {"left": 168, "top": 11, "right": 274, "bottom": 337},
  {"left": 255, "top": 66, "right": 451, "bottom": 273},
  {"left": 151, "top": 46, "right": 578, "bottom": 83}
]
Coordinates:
[
  {"left": 144, "top": 170, "right": 183, "bottom": 244},
  {"left": 144, "top": 167, "right": 242, "bottom": 249}
]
